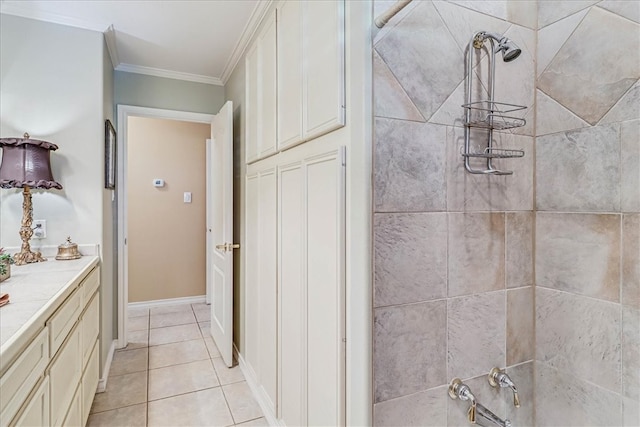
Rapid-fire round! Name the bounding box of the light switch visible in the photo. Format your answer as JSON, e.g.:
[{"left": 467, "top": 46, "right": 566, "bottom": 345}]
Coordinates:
[{"left": 184, "top": 192, "right": 192, "bottom": 203}]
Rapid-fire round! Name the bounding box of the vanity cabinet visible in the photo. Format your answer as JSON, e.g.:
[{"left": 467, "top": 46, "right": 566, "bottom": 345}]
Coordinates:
[{"left": 0, "top": 262, "right": 100, "bottom": 427}]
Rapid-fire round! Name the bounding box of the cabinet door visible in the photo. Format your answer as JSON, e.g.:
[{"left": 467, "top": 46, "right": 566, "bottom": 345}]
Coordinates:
[
  {"left": 11, "top": 377, "right": 49, "bottom": 427},
  {"left": 258, "top": 12, "right": 277, "bottom": 158},
  {"left": 277, "top": 0, "right": 303, "bottom": 150},
  {"left": 244, "top": 174, "right": 260, "bottom": 377},
  {"left": 245, "top": 43, "right": 260, "bottom": 163},
  {"left": 81, "top": 293, "right": 99, "bottom": 368},
  {"left": 49, "top": 326, "right": 81, "bottom": 427},
  {"left": 303, "top": 0, "right": 345, "bottom": 140}
]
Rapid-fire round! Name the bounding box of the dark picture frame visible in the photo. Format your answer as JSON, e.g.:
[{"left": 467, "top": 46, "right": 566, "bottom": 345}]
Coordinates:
[{"left": 105, "top": 119, "right": 116, "bottom": 189}]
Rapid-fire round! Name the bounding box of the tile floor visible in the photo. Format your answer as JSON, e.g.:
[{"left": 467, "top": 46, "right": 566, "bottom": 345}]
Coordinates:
[{"left": 88, "top": 303, "right": 266, "bottom": 427}]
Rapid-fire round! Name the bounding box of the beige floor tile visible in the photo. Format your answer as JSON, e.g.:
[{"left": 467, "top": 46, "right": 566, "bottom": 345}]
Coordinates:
[
  {"left": 212, "top": 357, "right": 245, "bottom": 385},
  {"left": 149, "top": 359, "right": 220, "bottom": 401},
  {"left": 204, "top": 336, "right": 221, "bottom": 358},
  {"left": 236, "top": 418, "right": 269, "bottom": 426},
  {"left": 150, "top": 303, "right": 194, "bottom": 315},
  {"left": 222, "top": 381, "right": 263, "bottom": 424},
  {"left": 87, "top": 403, "right": 146, "bottom": 426},
  {"left": 147, "top": 387, "right": 234, "bottom": 426},
  {"left": 127, "top": 307, "right": 149, "bottom": 318},
  {"left": 110, "top": 348, "right": 148, "bottom": 377},
  {"left": 90, "top": 371, "right": 147, "bottom": 414},
  {"left": 199, "top": 321, "right": 211, "bottom": 338},
  {"left": 123, "top": 330, "right": 148, "bottom": 351},
  {"left": 150, "top": 310, "right": 196, "bottom": 329},
  {"left": 192, "top": 303, "right": 211, "bottom": 322},
  {"left": 149, "top": 323, "right": 202, "bottom": 346},
  {"left": 149, "top": 339, "right": 209, "bottom": 369},
  {"left": 128, "top": 316, "right": 149, "bottom": 332}
]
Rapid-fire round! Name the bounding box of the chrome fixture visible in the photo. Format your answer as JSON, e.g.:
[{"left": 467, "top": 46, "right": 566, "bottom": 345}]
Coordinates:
[
  {"left": 461, "top": 30, "right": 527, "bottom": 175},
  {"left": 449, "top": 378, "right": 513, "bottom": 427},
  {"left": 488, "top": 368, "right": 521, "bottom": 408},
  {"left": 473, "top": 32, "right": 522, "bottom": 62},
  {"left": 374, "top": 0, "right": 412, "bottom": 28}
]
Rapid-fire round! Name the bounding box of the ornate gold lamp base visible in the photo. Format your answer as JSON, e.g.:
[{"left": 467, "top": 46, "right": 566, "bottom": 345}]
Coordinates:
[{"left": 13, "top": 186, "right": 46, "bottom": 266}]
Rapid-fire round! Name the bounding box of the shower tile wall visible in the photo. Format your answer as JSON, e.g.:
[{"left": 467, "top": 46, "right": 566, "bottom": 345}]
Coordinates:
[
  {"left": 372, "top": 1, "right": 535, "bottom": 425},
  {"left": 535, "top": 3, "right": 639, "bottom": 426}
]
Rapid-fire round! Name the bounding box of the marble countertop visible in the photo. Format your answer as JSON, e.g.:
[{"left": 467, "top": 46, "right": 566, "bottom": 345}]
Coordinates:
[{"left": 0, "top": 256, "right": 99, "bottom": 373}]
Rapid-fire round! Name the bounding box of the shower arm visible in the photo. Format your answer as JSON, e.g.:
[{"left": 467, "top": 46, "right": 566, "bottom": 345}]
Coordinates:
[{"left": 374, "top": 0, "right": 413, "bottom": 28}]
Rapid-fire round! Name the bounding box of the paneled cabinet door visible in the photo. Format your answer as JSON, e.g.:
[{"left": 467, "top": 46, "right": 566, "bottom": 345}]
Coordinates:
[
  {"left": 12, "top": 377, "right": 49, "bottom": 427},
  {"left": 277, "top": 0, "right": 303, "bottom": 150},
  {"left": 246, "top": 10, "right": 277, "bottom": 163},
  {"left": 302, "top": 0, "right": 345, "bottom": 141}
]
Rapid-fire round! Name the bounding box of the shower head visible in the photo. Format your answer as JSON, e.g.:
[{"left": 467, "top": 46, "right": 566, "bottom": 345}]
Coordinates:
[
  {"left": 474, "top": 32, "right": 522, "bottom": 62},
  {"left": 496, "top": 38, "right": 521, "bottom": 62}
]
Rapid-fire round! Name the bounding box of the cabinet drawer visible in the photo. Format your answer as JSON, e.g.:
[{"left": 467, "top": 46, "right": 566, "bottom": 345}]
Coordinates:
[
  {"left": 11, "top": 376, "right": 49, "bottom": 427},
  {"left": 47, "top": 289, "right": 81, "bottom": 357},
  {"left": 49, "top": 325, "right": 81, "bottom": 427},
  {"left": 0, "top": 328, "right": 49, "bottom": 426},
  {"left": 81, "top": 267, "right": 100, "bottom": 306},
  {"left": 62, "top": 385, "right": 82, "bottom": 427},
  {"left": 81, "top": 340, "right": 99, "bottom": 426},
  {"left": 81, "top": 293, "right": 100, "bottom": 368}
]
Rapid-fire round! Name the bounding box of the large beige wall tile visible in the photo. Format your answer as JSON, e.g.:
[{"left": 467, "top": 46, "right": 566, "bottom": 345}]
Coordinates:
[
  {"left": 448, "top": 213, "right": 505, "bottom": 296},
  {"left": 373, "top": 385, "right": 447, "bottom": 426},
  {"left": 599, "top": 1, "right": 640, "bottom": 23},
  {"left": 536, "top": 125, "right": 621, "bottom": 212},
  {"left": 621, "top": 120, "right": 640, "bottom": 212},
  {"left": 506, "top": 362, "right": 534, "bottom": 427},
  {"left": 624, "top": 396, "right": 640, "bottom": 427},
  {"left": 506, "top": 212, "right": 533, "bottom": 289},
  {"left": 374, "top": 118, "right": 447, "bottom": 212},
  {"left": 538, "top": 1, "right": 601, "bottom": 29},
  {"left": 536, "top": 288, "right": 621, "bottom": 393},
  {"left": 374, "top": 213, "right": 447, "bottom": 307},
  {"left": 536, "top": 89, "right": 590, "bottom": 136},
  {"left": 375, "top": 1, "right": 463, "bottom": 121},
  {"left": 537, "top": 9, "right": 589, "bottom": 77},
  {"left": 507, "top": 287, "right": 534, "bottom": 365},
  {"left": 536, "top": 213, "right": 620, "bottom": 301},
  {"left": 448, "top": 291, "right": 505, "bottom": 380},
  {"left": 374, "top": 301, "right": 447, "bottom": 402},
  {"left": 623, "top": 214, "right": 640, "bottom": 308},
  {"left": 536, "top": 362, "right": 622, "bottom": 426},
  {"left": 373, "top": 50, "right": 425, "bottom": 122},
  {"left": 623, "top": 306, "right": 640, "bottom": 400},
  {"left": 447, "top": 127, "right": 534, "bottom": 211},
  {"left": 538, "top": 7, "right": 640, "bottom": 124},
  {"left": 600, "top": 81, "right": 640, "bottom": 125}
]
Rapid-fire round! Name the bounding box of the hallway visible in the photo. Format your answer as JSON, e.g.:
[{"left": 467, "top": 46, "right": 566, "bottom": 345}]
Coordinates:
[{"left": 88, "top": 303, "right": 265, "bottom": 426}]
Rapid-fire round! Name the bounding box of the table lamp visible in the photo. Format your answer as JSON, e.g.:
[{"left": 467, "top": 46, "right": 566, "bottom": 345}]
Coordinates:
[{"left": 0, "top": 133, "right": 63, "bottom": 265}]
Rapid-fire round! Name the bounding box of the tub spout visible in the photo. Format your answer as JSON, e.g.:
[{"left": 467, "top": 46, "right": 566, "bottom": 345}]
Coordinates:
[{"left": 476, "top": 402, "right": 512, "bottom": 427}]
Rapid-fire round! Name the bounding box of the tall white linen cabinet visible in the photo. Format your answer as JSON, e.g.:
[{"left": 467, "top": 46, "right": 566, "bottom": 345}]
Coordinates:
[{"left": 243, "top": 1, "right": 347, "bottom": 426}]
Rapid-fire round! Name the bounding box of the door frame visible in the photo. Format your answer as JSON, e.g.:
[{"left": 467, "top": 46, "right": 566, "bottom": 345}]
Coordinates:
[{"left": 116, "top": 105, "right": 214, "bottom": 349}]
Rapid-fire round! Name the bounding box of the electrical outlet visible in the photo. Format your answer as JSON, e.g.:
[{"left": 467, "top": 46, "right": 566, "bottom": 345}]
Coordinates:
[{"left": 33, "top": 220, "right": 46, "bottom": 239}]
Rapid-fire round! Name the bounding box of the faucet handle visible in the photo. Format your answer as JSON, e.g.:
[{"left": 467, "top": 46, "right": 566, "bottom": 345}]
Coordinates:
[
  {"left": 488, "top": 368, "right": 520, "bottom": 408},
  {"left": 449, "top": 378, "right": 477, "bottom": 423}
]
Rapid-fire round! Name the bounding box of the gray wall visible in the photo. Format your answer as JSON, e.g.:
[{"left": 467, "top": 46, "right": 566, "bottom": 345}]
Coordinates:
[{"left": 114, "top": 71, "right": 225, "bottom": 114}]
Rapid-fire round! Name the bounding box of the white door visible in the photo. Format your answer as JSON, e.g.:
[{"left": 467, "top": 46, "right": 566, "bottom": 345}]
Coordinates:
[
  {"left": 209, "top": 100, "right": 234, "bottom": 367},
  {"left": 205, "top": 138, "right": 212, "bottom": 305}
]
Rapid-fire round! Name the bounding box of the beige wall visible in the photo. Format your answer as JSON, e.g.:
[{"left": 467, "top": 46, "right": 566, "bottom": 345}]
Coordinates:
[{"left": 127, "top": 117, "right": 210, "bottom": 302}]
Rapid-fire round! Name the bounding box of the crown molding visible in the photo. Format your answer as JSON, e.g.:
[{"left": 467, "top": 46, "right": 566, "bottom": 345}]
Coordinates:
[
  {"left": 220, "top": 0, "right": 274, "bottom": 85},
  {"left": 0, "top": 2, "right": 109, "bottom": 32},
  {"left": 103, "top": 25, "right": 119, "bottom": 69},
  {"left": 115, "top": 63, "right": 223, "bottom": 86}
]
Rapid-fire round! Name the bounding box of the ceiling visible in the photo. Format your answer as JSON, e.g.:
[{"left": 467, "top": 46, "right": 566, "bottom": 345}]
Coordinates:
[{"left": 0, "top": 0, "right": 272, "bottom": 85}]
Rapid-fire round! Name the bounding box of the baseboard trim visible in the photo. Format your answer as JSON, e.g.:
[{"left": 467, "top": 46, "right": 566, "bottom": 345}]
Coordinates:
[
  {"left": 97, "top": 339, "right": 117, "bottom": 393},
  {"left": 128, "top": 295, "right": 206, "bottom": 310},
  {"left": 234, "top": 344, "right": 282, "bottom": 427}
]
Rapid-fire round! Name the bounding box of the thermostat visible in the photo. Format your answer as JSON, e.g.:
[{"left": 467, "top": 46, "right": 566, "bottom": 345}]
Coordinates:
[{"left": 153, "top": 179, "right": 165, "bottom": 188}]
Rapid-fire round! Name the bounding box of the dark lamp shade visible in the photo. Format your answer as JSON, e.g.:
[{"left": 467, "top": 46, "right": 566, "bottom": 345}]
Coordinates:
[{"left": 0, "top": 137, "right": 63, "bottom": 190}]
